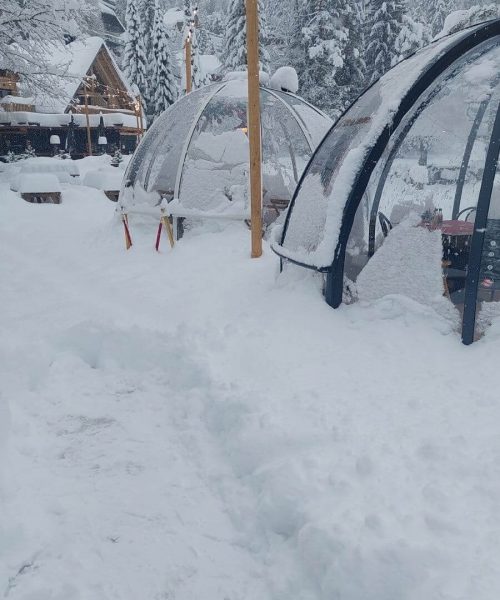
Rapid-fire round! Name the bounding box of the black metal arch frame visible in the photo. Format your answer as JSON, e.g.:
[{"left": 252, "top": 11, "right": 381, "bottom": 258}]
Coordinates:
[{"left": 277, "top": 19, "right": 500, "bottom": 343}]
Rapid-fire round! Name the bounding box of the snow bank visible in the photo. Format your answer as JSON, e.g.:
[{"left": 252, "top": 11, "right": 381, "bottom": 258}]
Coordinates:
[
  {"left": 20, "top": 157, "right": 80, "bottom": 179},
  {"left": 83, "top": 168, "right": 124, "bottom": 191},
  {"left": 2, "top": 183, "right": 500, "bottom": 599}
]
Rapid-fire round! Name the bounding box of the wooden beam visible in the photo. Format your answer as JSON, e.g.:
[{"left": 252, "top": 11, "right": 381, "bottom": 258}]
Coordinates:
[
  {"left": 83, "top": 87, "right": 93, "bottom": 156},
  {"left": 245, "top": 0, "right": 262, "bottom": 258},
  {"left": 185, "top": 35, "right": 192, "bottom": 94}
]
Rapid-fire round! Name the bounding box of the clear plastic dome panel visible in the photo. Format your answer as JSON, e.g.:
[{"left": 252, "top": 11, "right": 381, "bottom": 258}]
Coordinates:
[
  {"left": 261, "top": 90, "right": 312, "bottom": 225},
  {"left": 120, "top": 78, "right": 333, "bottom": 223},
  {"left": 280, "top": 25, "right": 486, "bottom": 269},
  {"left": 179, "top": 90, "right": 249, "bottom": 214},
  {"left": 343, "top": 40, "right": 500, "bottom": 330},
  {"left": 271, "top": 90, "right": 331, "bottom": 148},
  {"left": 177, "top": 85, "right": 318, "bottom": 223},
  {"left": 147, "top": 85, "right": 221, "bottom": 199}
]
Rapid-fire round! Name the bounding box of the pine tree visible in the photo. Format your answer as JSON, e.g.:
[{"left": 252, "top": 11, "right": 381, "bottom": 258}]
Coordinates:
[
  {"left": 288, "top": 0, "right": 308, "bottom": 76},
  {"left": 334, "top": 0, "right": 366, "bottom": 113},
  {"left": 425, "top": 0, "right": 451, "bottom": 37},
  {"left": 300, "top": 0, "right": 348, "bottom": 116},
  {"left": 191, "top": 28, "right": 205, "bottom": 89},
  {"left": 395, "top": 13, "right": 427, "bottom": 61},
  {"left": 222, "top": 0, "right": 270, "bottom": 73},
  {"left": 123, "top": 0, "right": 149, "bottom": 104},
  {"left": 151, "top": 0, "right": 177, "bottom": 118},
  {"left": 183, "top": 0, "right": 192, "bottom": 26},
  {"left": 366, "top": 0, "right": 405, "bottom": 84}
]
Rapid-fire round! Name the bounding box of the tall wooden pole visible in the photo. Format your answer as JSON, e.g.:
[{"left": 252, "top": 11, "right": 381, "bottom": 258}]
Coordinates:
[
  {"left": 246, "top": 0, "right": 262, "bottom": 258},
  {"left": 137, "top": 95, "right": 144, "bottom": 137},
  {"left": 83, "top": 83, "right": 93, "bottom": 157},
  {"left": 135, "top": 100, "right": 141, "bottom": 141},
  {"left": 185, "top": 34, "right": 192, "bottom": 94}
]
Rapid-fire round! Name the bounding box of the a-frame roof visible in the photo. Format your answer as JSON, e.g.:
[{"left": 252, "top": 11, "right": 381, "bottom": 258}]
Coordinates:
[{"left": 31, "top": 37, "right": 132, "bottom": 114}]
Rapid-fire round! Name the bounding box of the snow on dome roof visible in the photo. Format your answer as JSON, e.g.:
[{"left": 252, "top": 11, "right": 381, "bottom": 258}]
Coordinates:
[
  {"left": 270, "top": 67, "right": 299, "bottom": 94},
  {"left": 119, "top": 82, "right": 332, "bottom": 228},
  {"left": 223, "top": 70, "right": 271, "bottom": 87},
  {"left": 272, "top": 18, "right": 500, "bottom": 345}
]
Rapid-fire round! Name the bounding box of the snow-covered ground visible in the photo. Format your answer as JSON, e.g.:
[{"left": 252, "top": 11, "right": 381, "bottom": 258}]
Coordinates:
[{"left": 1, "top": 165, "right": 500, "bottom": 599}]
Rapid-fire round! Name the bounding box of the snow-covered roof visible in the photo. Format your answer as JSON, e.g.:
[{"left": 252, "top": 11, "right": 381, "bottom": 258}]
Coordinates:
[
  {"left": 0, "top": 110, "right": 137, "bottom": 129},
  {"left": 22, "top": 37, "right": 132, "bottom": 114},
  {"left": 163, "top": 8, "right": 184, "bottom": 29},
  {"left": 0, "top": 96, "right": 34, "bottom": 106}
]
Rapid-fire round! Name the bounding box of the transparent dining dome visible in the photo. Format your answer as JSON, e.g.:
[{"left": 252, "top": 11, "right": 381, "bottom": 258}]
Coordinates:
[
  {"left": 120, "top": 78, "right": 331, "bottom": 227},
  {"left": 272, "top": 18, "right": 500, "bottom": 344}
]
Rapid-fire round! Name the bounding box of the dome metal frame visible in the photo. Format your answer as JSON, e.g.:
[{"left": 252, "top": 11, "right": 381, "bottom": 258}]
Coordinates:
[
  {"left": 273, "top": 18, "right": 500, "bottom": 344},
  {"left": 171, "top": 81, "right": 322, "bottom": 202},
  {"left": 122, "top": 80, "right": 331, "bottom": 224}
]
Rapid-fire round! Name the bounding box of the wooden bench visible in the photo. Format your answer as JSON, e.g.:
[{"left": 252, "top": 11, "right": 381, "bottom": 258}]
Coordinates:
[{"left": 21, "top": 191, "right": 62, "bottom": 204}]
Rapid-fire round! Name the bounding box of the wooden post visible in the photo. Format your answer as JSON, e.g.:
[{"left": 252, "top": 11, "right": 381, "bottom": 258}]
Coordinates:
[
  {"left": 133, "top": 97, "right": 141, "bottom": 144},
  {"left": 246, "top": 0, "right": 262, "bottom": 258},
  {"left": 137, "top": 95, "right": 144, "bottom": 137},
  {"left": 83, "top": 83, "right": 93, "bottom": 157},
  {"left": 185, "top": 34, "right": 192, "bottom": 94}
]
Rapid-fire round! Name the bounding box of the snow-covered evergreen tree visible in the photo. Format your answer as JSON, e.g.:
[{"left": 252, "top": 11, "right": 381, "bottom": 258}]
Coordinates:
[
  {"left": 222, "top": 0, "right": 271, "bottom": 73},
  {"left": 285, "top": 0, "right": 306, "bottom": 73},
  {"left": 123, "top": 0, "right": 149, "bottom": 105},
  {"left": 191, "top": 28, "right": 205, "bottom": 89},
  {"left": 439, "top": 4, "right": 500, "bottom": 37},
  {"left": 334, "top": 0, "right": 366, "bottom": 113},
  {"left": 395, "top": 13, "right": 428, "bottom": 61},
  {"left": 300, "top": 0, "right": 348, "bottom": 115},
  {"left": 182, "top": 1, "right": 204, "bottom": 91},
  {"left": 183, "top": 0, "right": 193, "bottom": 26},
  {"left": 366, "top": 0, "right": 405, "bottom": 84},
  {"left": 0, "top": 0, "right": 92, "bottom": 95},
  {"left": 429, "top": 0, "right": 452, "bottom": 36},
  {"left": 151, "top": 0, "right": 177, "bottom": 118}
]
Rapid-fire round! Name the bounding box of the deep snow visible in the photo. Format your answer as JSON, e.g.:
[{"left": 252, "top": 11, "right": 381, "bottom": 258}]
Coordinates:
[{"left": 1, "top": 172, "right": 500, "bottom": 599}]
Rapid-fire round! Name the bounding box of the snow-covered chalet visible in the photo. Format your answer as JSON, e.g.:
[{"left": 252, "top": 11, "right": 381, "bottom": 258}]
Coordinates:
[{"left": 0, "top": 37, "right": 141, "bottom": 158}]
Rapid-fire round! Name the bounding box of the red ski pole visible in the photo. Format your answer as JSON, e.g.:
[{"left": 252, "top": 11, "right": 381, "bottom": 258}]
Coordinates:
[
  {"left": 155, "top": 220, "right": 163, "bottom": 252},
  {"left": 122, "top": 214, "right": 132, "bottom": 250}
]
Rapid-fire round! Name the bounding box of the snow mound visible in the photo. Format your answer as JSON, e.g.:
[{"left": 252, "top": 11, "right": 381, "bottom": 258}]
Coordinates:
[
  {"left": 83, "top": 168, "right": 124, "bottom": 191},
  {"left": 190, "top": 130, "right": 248, "bottom": 164},
  {"left": 438, "top": 4, "right": 500, "bottom": 38},
  {"left": 357, "top": 215, "right": 444, "bottom": 305},
  {"left": 10, "top": 173, "right": 61, "bottom": 194},
  {"left": 2, "top": 186, "right": 500, "bottom": 599},
  {"left": 270, "top": 66, "right": 299, "bottom": 93}
]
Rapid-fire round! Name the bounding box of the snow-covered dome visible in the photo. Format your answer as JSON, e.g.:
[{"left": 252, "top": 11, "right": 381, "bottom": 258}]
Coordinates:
[
  {"left": 120, "top": 79, "right": 332, "bottom": 226},
  {"left": 272, "top": 18, "right": 500, "bottom": 344}
]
